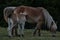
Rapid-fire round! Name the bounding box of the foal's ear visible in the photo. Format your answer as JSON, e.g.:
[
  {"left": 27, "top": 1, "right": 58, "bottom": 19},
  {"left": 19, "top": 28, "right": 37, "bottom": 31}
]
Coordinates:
[
  {"left": 14, "top": 6, "right": 25, "bottom": 15},
  {"left": 19, "top": 7, "right": 25, "bottom": 13}
]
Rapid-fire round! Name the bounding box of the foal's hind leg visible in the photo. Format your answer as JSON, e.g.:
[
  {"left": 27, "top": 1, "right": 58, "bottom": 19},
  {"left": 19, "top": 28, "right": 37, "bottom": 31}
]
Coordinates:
[
  {"left": 7, "top": 18, "right": 13, "bottom": 37},
  {"left": 12, "top": 26, "right": 18, "bottom": 36}
]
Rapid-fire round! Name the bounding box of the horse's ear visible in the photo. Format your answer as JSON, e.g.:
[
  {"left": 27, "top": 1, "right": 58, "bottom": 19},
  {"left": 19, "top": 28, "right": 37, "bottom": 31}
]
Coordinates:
[
  {"left": 37, "top": 7, "right": 43, "bottom": 12},
  {"left": 40, "top": 9, "right": 43, "bottom": 12}
]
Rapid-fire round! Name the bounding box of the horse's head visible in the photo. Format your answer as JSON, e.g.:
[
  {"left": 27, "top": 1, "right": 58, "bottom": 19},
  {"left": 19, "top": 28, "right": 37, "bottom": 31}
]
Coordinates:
[
  {"left": 50, "top": 21, "right": 57, "bottom": 37},
  {"left": 52, "top": 23, "right": 57, "bottom": 30},
  {"left": 50, "top": 21, "right": 57, "bottom": 33}
]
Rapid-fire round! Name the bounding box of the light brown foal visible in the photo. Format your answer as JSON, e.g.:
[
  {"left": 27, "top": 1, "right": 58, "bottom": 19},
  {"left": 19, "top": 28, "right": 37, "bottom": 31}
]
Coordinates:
[{"left": 3, "top": 7, "right": 19, "bottom": 37}]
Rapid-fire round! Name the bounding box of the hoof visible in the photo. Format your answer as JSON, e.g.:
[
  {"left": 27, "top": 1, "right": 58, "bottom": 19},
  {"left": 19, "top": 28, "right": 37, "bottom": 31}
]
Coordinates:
[
  {"left": 16, "top": 34, "right": 21, "bottom": 37},
  {"left": 22, "top": 34, "right": 24, "bottom": 37},
  {"left": 38, "top": 33, "right": 41, "bottom": 36},
  {"left": 33, "top": 34, "right": 35, "bottom": 36},
  {"left": 8, "top": 36, "right": 13, "bottom": 38},
  {"left": 33, "top": 32, "right": 36, "bottom": 36},
  {"left": 52, "top": 35, "right": 56, "bottom": 37},
  {"left": 38, "top": 34, "right": 41, "bottom": 36},
  {"left": 18, "top": 35, "right": 21, "bottom": 37}
]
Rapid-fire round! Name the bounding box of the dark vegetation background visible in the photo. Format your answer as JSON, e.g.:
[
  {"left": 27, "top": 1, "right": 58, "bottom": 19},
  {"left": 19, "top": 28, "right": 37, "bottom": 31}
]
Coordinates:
[{"left": 0, "top": 0, "right": 60, "bottom": 31}]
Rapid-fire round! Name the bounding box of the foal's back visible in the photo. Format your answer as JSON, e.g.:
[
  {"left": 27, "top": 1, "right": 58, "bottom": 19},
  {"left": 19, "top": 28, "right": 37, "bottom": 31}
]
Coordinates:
[{"left": 3, "top": 7, "right": 16, "bottom": 22}]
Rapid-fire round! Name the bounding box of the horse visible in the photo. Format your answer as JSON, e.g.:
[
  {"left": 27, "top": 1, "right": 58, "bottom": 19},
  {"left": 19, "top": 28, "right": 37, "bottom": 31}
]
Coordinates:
[
  {"left": 3, "top": 7, "right": 19, "bottom": 37},
  {"left": 14, "top": 5, "right": 57, "bottom": 37},
  {"left": 14, "top": 6, "right": 44, "bottom": 36}
]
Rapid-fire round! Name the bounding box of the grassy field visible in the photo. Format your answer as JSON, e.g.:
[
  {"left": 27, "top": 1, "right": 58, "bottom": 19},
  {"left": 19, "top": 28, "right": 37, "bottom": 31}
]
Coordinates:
[{"left": 0, "top": 27, "right": 60, "bottom": 40}]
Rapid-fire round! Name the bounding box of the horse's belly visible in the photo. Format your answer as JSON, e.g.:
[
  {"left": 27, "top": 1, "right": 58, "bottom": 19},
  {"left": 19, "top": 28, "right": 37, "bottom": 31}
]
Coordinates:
[{"left": 26, "top": 17, "right": 39, "bottom": 23}]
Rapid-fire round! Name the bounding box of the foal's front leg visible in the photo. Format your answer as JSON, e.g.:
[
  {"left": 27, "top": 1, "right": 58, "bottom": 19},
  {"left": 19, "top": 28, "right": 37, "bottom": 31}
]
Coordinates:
[
  {"left": 17, "top": 23, "right": 21, "bottom": 37},
  {"left": 21, "top": 22, "right": 25, "bottom": 37},
  {"left": 17, "top": 22, "right": 25, "bottom": 37}
]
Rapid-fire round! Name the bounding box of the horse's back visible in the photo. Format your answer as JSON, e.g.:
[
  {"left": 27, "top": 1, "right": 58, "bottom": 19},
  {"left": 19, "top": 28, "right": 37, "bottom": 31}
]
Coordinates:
[{"left": 22, "top": 6, "right": 44, "bottom": 22}]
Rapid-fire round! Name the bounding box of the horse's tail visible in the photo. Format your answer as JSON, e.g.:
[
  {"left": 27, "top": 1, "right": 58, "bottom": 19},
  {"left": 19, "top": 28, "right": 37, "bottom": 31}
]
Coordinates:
[{"left": 3, "top": 7, "right": 8, "bottom": 23}]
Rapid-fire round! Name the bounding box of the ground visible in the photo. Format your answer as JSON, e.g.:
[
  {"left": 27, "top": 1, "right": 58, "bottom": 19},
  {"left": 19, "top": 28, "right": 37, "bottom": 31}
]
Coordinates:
[{"left": 0, "top": 27, "right": 60, "bottom": 40}]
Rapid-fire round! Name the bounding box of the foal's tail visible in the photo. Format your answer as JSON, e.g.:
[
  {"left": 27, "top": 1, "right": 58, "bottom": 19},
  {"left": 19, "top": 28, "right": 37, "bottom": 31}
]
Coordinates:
[{"left": 3, "top": 7, "right": 8, "bottom": 23}]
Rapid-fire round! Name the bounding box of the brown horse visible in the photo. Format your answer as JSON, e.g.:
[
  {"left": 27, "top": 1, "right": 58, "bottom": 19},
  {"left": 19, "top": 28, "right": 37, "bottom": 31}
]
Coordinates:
[
  {"left": 14, "top": 6, "right": 44, "bottom": 36},
  {"left": 14, "top": 5, "right": 57, "bottom": 37}
]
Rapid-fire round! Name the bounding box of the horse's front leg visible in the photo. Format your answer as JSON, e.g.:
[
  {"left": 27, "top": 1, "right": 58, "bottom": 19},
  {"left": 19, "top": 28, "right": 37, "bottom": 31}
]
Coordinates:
[{"left": 33, "top": 21, "right": 43, "bottom": 36}]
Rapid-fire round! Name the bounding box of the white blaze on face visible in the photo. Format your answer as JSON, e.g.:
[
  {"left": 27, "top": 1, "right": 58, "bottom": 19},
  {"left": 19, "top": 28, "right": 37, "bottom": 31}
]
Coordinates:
[{"left": 52, "top": 22, "right": 57, "bottom": 30}]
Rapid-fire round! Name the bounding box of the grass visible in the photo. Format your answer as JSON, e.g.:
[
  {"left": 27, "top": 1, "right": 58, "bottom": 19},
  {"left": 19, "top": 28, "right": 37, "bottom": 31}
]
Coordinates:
[{"left": 0, "top": 27, "right": 60, "bottom": 40}]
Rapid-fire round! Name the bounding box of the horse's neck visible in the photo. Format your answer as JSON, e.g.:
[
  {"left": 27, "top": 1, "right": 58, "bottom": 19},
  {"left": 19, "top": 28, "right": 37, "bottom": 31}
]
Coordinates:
[
  {"left": 25, "top": 7, "right": 43, "bottom": 22},
  {"left": 42, "top": 8, "right": 56, "bottom": 28},
  {"left": 26, "top": 15, "right": 40, "bottom": 22}
]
